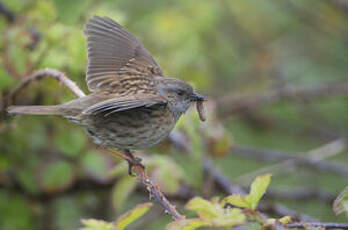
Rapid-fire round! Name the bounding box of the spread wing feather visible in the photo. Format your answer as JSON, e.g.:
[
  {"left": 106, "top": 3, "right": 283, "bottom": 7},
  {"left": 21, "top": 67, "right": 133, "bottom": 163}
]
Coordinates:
[
  {"left": 82, "top": 95, "right": 167, "bottom": 117},
  {"left": 84, "top": 16, "right": 163, "bottom": 93}
]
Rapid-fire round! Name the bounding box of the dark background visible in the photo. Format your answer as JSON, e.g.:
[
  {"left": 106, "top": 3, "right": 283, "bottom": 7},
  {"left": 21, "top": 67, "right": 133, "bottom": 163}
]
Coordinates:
[{"left": 0, "top": 0, "right": 348, "bottom": 229}]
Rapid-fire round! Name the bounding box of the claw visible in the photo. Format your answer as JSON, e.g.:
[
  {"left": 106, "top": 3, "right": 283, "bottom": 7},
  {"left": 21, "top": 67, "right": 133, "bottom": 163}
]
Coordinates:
[{"left": 125, "top": 151, "right": 145, "bottom": 176}]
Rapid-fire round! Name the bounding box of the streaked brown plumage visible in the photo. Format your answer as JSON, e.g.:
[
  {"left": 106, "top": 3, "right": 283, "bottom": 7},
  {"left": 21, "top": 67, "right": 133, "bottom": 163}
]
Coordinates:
[{"left": 7, "top": 16, "right": 205, "bottom": 153}]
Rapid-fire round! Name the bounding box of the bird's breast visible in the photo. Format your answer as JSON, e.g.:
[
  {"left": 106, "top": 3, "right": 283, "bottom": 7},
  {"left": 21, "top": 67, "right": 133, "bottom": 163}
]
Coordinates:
[{"left": 83, "top": 106, "right": 176, "bottom": 149}]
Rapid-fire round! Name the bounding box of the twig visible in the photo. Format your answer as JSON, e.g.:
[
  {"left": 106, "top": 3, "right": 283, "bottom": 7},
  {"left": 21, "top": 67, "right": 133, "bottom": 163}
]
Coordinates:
[
  {"left": 259, "top": 203, "right": 318, "bottom": 222},
  {"left": 234, "top": 139, "right": 346, "bottom": 184},
  {"left": 217, "top": 82, "right": 348, "bottom": 116},
  {"left": 203, "top": 160, "right": 319, "bottom": 222},
  {"left": 287, "top": 222, "right": 348, "bottom": 229},
  {"left": 107, "top": 148, "right": 185, "bottom": 221},
  {"left": 266, "top": 188, "right": 335, "bottom": 203},
  {"left": 231, "top": 140, "right": 348, "bottom": 178},
  {"left": 203, "top": 160, "right": 246, "bottom": 195},
  {"left": 5, "top": 68, "right": 86, "bottom": 108}
]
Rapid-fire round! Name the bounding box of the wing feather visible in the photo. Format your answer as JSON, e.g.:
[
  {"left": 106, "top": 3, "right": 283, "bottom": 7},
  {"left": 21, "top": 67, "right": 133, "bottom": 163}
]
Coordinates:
[
  {"left": 82, "top": 95, "right": 167, "bottom": 117},
  {"left": 84, "top": 16, "right": 163, "bottom": 93}
]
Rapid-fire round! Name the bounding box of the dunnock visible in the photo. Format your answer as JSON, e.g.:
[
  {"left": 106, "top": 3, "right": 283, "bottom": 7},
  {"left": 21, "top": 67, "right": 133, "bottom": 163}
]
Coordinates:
[{"left": 7, "top": 16, "right": 205, "bottom": 173}]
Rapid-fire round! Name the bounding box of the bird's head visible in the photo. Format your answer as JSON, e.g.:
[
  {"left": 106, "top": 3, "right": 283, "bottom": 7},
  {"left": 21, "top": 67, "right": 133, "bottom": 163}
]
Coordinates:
[{"left": 155, "top": 77, "right": 205, "bottom": 119}]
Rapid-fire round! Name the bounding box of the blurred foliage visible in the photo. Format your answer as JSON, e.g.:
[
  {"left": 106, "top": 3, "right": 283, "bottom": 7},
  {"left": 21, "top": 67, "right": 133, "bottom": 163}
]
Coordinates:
[
  {"left": 91, "top": 175, "right": 287, "bottom": 230},
  {"left": 167, "top": 174, "right": 272, "bottom": 230},
  {"left": 81, "top": 202, "right": 153, "bottom": 230},
  {"left": 333, "top": 186, "right": 348, "bottom": 217},
  {"left": 1, "top": 0, "right": 348, "bottom": 229}
]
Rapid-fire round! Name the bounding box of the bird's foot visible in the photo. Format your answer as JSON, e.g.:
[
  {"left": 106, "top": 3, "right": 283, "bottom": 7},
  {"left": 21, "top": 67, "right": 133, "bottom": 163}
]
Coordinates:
[{"left": 125, "top": 150, "right": 145, "bottom": 176}]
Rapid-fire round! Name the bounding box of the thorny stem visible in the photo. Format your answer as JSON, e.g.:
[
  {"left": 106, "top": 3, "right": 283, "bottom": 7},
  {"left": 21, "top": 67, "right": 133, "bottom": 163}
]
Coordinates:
[{"left": 108, "top": 148, "right": 185, "bottom": 221}]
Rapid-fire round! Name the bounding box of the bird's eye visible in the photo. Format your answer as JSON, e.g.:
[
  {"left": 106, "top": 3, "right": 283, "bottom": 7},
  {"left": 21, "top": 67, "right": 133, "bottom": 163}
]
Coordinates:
[{"left": 176, "top": 90, "right": 185, "bottom": 96}]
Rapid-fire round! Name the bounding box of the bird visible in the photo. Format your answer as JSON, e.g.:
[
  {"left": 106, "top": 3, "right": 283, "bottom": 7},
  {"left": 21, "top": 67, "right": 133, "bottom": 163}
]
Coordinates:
[{"left": 7, "top": 15, "right": 205, "bottom": 174}]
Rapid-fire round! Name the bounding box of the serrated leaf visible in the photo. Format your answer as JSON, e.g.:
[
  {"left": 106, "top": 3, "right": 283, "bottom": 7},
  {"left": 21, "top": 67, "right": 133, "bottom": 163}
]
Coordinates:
[
  {"left": 333, "top": 186, "right": 348, "bottom": 215},
  {"left": 114, "top": 203, "right": 153, "bottom": 230},
  {"left": 185, "top": 197, "right": 221, "bottom": 220},
  {"left": 80, "top": 219, "right": 114, "bottom": 230},
  {"left": 112, "top": 176, "right": 137, "bottom": 212},
  {"left": 166, "top": 218, "right": 209, "bottom": 230},
  {"left": 39, "top": 161, "right": 75, "bottom": 192},
  {"left": 221, "top": 194, "right": 249, "bottom": 209},
  {"left": 245, "top": 174, "right": 272, "bottom": 210}
]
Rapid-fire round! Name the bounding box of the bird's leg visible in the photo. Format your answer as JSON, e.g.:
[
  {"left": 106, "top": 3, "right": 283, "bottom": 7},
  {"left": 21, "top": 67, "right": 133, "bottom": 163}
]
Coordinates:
[
  {"left": 124, "top": 149, "right": 145, "bottom": 176},
  {"left": 107, "top": 148, "right": 145, "bottom": 176}
]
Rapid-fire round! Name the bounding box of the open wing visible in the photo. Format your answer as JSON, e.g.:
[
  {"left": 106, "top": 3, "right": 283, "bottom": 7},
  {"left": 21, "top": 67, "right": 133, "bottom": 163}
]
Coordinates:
[
  {"left": 82, "top": 94, "right": 167, "bottom": 117},
  {"left": 84, "top": 16, "right": 163, "bottom": 93}
]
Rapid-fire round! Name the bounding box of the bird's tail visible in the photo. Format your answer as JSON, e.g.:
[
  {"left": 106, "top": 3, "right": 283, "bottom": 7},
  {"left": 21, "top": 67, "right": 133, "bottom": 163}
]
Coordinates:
[{"left": 7, "top": 105, "right": 65, "bottom": 115}]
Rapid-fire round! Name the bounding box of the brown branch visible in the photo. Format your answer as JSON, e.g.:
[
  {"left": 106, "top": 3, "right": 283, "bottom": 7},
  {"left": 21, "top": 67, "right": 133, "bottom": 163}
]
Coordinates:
[
  {"left": 5, "top": 68, "right": 86, "bottom": 108},
  {"left": 203, "top": 160, "right": 319, "bottom": 222},
  {"left": 203, "top": 160, "right": 246, "bottom": 195},
  {"left": 259, "top": 203, "right": 318, "bottom": 222},
  {"left": 107, "top": 148, "right": 185, "bottom": 221},
  {"left": 287, "top": 222, "right": 348, "bottom": 229},
  {"left": 266, "top": 188, "right": 335, "bottom": 203},
  {"left": 217, "top": 82, "right": 348, "bottom": 116},
  {"left": 231, "top": 142, "right": 348, "bottom": 176},
  {"left": 205, "top": 159, "right": 335, "bottom": 202}
]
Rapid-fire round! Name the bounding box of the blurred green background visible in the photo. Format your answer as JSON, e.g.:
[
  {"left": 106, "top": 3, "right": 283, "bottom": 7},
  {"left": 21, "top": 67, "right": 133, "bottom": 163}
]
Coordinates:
[{"left": 0, "top": 0, "right": 348, "bottom": 229}]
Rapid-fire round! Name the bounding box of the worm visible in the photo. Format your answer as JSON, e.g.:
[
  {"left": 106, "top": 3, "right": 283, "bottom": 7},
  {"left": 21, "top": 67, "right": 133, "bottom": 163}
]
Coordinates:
[{"left": 196, "top": 100, "right": 206, "bottom": 121}]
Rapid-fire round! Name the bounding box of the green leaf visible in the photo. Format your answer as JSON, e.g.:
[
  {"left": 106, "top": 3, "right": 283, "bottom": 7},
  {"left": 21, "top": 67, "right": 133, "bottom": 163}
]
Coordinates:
[
  {"left": 53, "top": 0, "right": 91, "bottom": 24},
  {"left": 166, "top": 218, "right": 209, "bottom": 230},
  {"left": 333, "top": 186, "right": 348, "bottom": 215},
  {"left": 221, "top": 174, "right": 272, "bottom": 210},
  {"left": 0, "top": 191, "right": 34, "bottom": 230},
  {"left": 246, "top": 174, "right": 272, "bottom": 210},
  {"left": 278, "top": 216, "right": 292, "bottom": 225},
  {"left": 0, "top": 67, "right": 14, "bottom": 89},
  {"left": 112, "top": 176, "right": 137, "bottom": 212},
  {"left": 80, "top": 219, "right": 114, "bottom": 230},
  {"left": 185, "top": 197, "right": 221, "bottom": 220},
  {"left": 54, "top": 129, "right": 86, "bottom": 158},
  {"left": 39, "top": 161, "right": 75, "bottom": 192},
  {"left": 81, "top": 151, "right": 111, "bottom": 182},
  {"left": 109, "top": 161, "right": 129, "bottom": 178},
  {"left": 221, "top": 194, "right": 249, "bottom": 209},
  {"left": 210, "top": 208, "right": 246, "bottom": 227},
  {"left": 150, "top": 155, "right": 184, "bottom": 194},
  {"left": 114, "top": 203, "right": 153, "bottom": 230}
]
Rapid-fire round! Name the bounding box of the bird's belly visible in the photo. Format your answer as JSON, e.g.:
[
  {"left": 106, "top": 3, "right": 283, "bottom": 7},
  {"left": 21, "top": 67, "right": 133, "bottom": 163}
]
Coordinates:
[{"left": 84, "top": 107, "right": 175, "bottom": 149}]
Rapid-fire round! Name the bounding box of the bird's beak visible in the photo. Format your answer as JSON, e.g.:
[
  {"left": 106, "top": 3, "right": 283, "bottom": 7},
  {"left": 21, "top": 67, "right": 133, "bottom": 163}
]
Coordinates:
[{"left": 190, "top": 92, "right": 205, "bottom": 101}]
